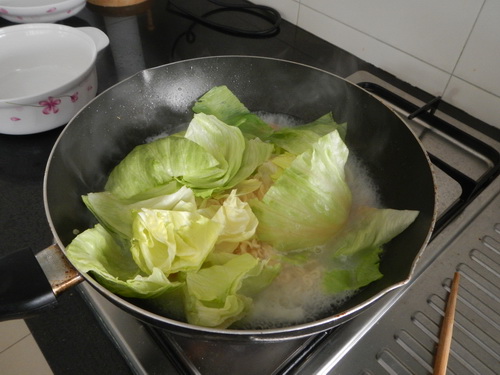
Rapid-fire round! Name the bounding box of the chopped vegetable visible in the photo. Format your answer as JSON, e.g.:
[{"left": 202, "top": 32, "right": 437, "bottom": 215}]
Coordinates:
[
  {"left": 268, "top": 112, "right": 346, "bottom": 154},
  {"left": 323, "top": 207, "right": 420, "bottom": 293},
  {"left": 83, "top": 186, "right": 196, "bottom": 239},
  {"left": 130, "top": 208, "right": 222, "bottom": 275},
  {"left": 105, "top": 113, "right": 273, "bottom": 199},
  {"left": 66, "top": 85, "right": 419, "bottom": 328},
  {"left": 66, "top": 224, "right": 180, "bottom": 298},
  {"left": 250, "top": 130, "right": 352, "bottom": 252},
  {"left": 184, "top": 253, "right": 280, "bottom": 328},
  {"left": 192, "top": 85, "right": 274, "bottom": 140}
]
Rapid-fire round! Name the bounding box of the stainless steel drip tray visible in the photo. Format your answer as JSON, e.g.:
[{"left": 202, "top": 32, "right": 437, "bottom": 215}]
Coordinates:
[{"left": 291, "top": 177, "right": 500, "bottom": 375}]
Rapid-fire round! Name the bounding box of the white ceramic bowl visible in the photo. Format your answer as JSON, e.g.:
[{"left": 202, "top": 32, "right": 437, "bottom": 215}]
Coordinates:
[
  {"left": 0, "top": 24, "right": 109, "bottom": 135},
  {"left": 0, "top": 0, "right": 86, "bottom": 23}
]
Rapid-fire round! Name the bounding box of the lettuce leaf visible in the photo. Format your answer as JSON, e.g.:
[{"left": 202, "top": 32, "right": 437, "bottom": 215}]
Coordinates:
[
  {"left": 323, "top": 207, "right": 419, "bottom": 293},
  {"left": 183, "top": 253, "right": 279, "bottom": 328},
  {"left": 203, "top": 252, "right": 281, "bottom": 297},
  {"left": 268, "top": 113, "right": 346, "bottom": 155},
  {"left": 251, "top": 130, "right": 352, "bottom": 252},
  {"left": 184, "top": 113, "right": 246, "bottom": 187},
  {"left": 227, "top": 137, "right": 274, "bottom": 188},
  {"left": 130, "top": 208, "right": 223, "bottom": 275},
  {"left": 210, "top": 190, "right": 259, "bottom": 252},
  {"left": 302, "top": 112, "right": 347, "bottom": 141},
  {"left": 185, "top": 113, "right": 273, "bottom": 197},
  {"left": 105, "top": 113, "right": 272, "bottom": 199},
  {"left": 83, "top": 186, "right": 197, "bottom": 239},
  {"left": 66, "top": 224, "right": 180, "bottom": 298},
  {"left": 192, "top": 85, "right": 274, "bottom": 140},
  {"left": 256, "top": 153, "right": 296, "bottom": 187},
  {"left": 105, "top": 135, "right": 221, "bottom": 199},
  {"left": 192, "top": 85, "right": 249, "bottom": 122}
]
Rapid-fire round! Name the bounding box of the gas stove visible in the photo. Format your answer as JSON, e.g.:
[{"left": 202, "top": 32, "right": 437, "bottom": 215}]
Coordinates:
[
  {"left": 2, "top": 1, "right": 498, "bottom": 374},
  {"left": 78, "top": 71, "right": 500, "bottom": 374}
]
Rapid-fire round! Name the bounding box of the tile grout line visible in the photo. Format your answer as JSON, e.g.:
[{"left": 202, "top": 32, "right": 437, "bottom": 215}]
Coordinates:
[
  {"left": 443, "top": 0, "right": 487, "bottom": 96},
  {"left": 0, "top": 332, "right": 32, "bottom": 355}
]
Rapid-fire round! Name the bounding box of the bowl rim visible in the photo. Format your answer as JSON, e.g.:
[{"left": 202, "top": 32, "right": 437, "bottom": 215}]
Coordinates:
[
  {"left": 0, "top": 23, "right": 98, "bottom": 105},
  {"left": 0, "top": 0, "right": 84, "bottom": 12}
]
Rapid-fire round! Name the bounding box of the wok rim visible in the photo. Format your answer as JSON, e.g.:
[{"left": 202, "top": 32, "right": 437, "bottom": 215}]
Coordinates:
[{"left": 43, "top": 55, "right": 436, "bottom": 340}]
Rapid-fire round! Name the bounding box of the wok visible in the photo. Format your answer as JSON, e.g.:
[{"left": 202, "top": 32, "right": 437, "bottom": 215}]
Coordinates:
[{"left": 1, "top": 56, "right": 435, "bottom": 341}]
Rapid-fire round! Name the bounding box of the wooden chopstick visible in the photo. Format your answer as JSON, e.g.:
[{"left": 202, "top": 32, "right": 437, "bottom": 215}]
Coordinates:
[{"left": 433, "top": 271, "right": 461, "bottom": 375}]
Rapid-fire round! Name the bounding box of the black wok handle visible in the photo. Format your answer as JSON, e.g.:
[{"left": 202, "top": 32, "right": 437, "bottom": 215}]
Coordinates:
[
  {"left": 0, "top": 245, "right": 83, "bottom": 321},
  {"left": 0, "top": 247, "right": 57, "bottom": 321}
]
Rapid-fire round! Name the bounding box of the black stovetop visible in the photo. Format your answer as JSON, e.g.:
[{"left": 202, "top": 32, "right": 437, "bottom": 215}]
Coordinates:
[{"left": 1, "top": 1, "right": 498, "bottom": 374}]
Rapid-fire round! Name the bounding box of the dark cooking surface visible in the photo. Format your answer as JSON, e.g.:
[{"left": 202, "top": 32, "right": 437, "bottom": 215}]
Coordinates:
[{"left": 1, "top": 1, "right": 498, "bottom": 374}]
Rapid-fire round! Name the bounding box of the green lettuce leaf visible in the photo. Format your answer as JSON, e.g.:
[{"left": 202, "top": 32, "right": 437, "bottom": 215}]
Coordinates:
[
  {"left": 226, "top": 137, "right": 274, "bottom": 188},
  {"left": 105, "top": 135, "right": 221, "bottom": 199},
  {"left": 227, "top": 113, "right": 275, "bottom": 140},
  {"left": 183, "top": 253, "right": 278, "bottom": 328},
  {"left": 302, "top": 112, "right": 347, "bottom": 141},
  {"left": 192, "top": 85, "right": 249, "bottom": 121},
  {"left": 237, "top": 153, "right": 297, "bottom": 201},
  {"left": 268, "top": 113, "right": 346, "bottom": 155},
  {"left": 184, "top": 113, "right": 246, "bottom": 186},
  {"left": 192, "top": 85, "right": 274, "bottom": 140},
  {"left": 66, "top": 224, "right": 180, "bottom": 298},
  {"left": 251, "top": 130, "right": 352, "bottom": 252},
  {"left": 130, "top": 208, "right": 223, "bottom": 275},
  {"left": 203, "top": 252, "right": 281, "bottom": 297},
  {"left": 83, "top": 186, "right": 197, "bottom": 239},
  {"left": 185, "top": 113, "right": 273, "bottom": 197},
  {"left": 105, "top": 113, "right": 272, "bottom": 200},
  {"left": 229, "top": 178, "right": 263, "bottom": 197},
  {"left": 323, "top": 206, "right": 419, "bottom": 293},
  {"left": 210, "top": 190, "right": 259, "bottom": 251}
]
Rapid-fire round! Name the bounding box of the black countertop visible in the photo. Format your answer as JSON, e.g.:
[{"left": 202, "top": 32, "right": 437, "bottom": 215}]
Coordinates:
[{"left": 1, "top": 1, "right": 495, "bottom": 374}]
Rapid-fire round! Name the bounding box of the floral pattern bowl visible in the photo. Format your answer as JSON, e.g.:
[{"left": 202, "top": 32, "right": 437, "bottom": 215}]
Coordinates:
[
  {"left": 0, "top": 24, "right": 109, "bottom": 135},
  {"left": 0, "top": 0, "right": 86, "bottom": 23}
]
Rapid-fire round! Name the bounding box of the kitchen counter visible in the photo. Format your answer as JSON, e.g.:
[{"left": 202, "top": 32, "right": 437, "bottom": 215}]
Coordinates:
[{"left": 1, "top": 1, "right": 497, "bottom": 374}]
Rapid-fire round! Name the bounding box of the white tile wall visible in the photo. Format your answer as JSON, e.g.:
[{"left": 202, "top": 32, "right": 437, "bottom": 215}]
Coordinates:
[
  {"left": 452, "top": 0, "right": 500, "bottom": 97},
  {"left": 443, "top": 0, "right": 500, "bottom": 127},
  {"left": 255, "top": 0, "right": 500, "bottom": 128},
  {"left": 444, "top": 76, "right": 500, "bottom": 128},
  {"left": 264, "top": 0, "right": 300, "bottom": 24},
  {"left": 296, "top": 4, "right": 452, "bottom": 94},
  {"left": 301, "top": 0, "right": 483, "bottom": 72}
]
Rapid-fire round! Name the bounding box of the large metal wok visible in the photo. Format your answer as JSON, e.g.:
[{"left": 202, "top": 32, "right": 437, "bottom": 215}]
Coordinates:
[{"left": 1, "top": 56, "right": 435, "bottom": 341}]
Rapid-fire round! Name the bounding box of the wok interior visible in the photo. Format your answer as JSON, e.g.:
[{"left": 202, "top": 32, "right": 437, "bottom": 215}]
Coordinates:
[{"left": 45, "top": 57, "right": 435, "bottom": 333}]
